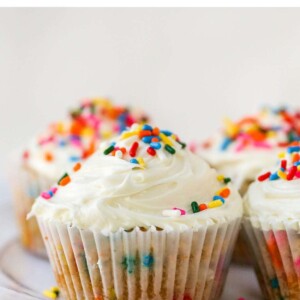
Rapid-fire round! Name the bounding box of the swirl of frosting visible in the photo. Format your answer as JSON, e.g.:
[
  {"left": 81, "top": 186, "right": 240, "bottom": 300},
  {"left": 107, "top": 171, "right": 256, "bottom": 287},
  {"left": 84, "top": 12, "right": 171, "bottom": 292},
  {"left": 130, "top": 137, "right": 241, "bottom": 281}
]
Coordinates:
[
  {"left": 245, "top": 142, "right": 300, "bottom": 223},
  {"left": 194, "top": 106, "right": 300, "bottom": 190},
  {"left": 30, "top": 124, "right": 242, "bottom": 233},
  {"left": 22, "top": 98, "right": 148, "bottom": 180}
]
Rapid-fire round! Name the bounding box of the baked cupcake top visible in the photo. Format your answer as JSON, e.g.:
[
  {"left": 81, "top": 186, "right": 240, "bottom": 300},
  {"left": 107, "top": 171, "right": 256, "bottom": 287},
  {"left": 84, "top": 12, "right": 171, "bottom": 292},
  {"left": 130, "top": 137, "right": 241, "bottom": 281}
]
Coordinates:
[
  {"left": 245, "top": 142, "right": 300, "bottom": 221},
  {"left": 194, "top": 106, "right": 300, "bottom": 189},
  {"left": 22, "top": 98, "right": 148, "bottom": 180},
  {"left": 30, "top": 124, "right": 242, "bottom": 233}
]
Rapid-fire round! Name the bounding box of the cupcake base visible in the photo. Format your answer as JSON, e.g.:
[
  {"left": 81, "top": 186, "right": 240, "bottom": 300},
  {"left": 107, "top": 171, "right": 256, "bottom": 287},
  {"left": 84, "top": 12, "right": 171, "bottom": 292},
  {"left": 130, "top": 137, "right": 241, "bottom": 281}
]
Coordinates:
[
  {"left": 38, "top": 217, "right": 241, "bottom": 300},
  {"left": 244, "top": 217, "right": 300, "bottom": 299},
  {"left": 11, "top": 165, "right": 50, "bottom": 258}
]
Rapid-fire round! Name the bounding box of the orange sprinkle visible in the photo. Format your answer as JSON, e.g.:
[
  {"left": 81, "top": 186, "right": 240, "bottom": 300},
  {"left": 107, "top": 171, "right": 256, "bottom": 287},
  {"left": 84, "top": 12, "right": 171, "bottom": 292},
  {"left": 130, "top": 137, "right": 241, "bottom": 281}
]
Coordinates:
[
  {"left": 139, "top": 130, "right": 152, "bottom": 138},
  {"left": 73, "top": 162, "right": 81, "bottom": 172},
  {"left": 120, "top": 147, "right": 126, "bottom": 154},
  {"left": 219, "top": 188, "right": 231, "bottom": 198},
  {"left": 152, "top": 127, "right": 160, "bottom": 136},
  {"left": 151, "top": 137, "right": 159, "bottom": 142},
  {"left": 44, "top": 152, "right": 53, "bottom": 162},
  {"left": 59, "top": 176, "right": 70, "bottom": 186},
  {"left": 293, "top": 153, "right": 300, "bottom": 163}
]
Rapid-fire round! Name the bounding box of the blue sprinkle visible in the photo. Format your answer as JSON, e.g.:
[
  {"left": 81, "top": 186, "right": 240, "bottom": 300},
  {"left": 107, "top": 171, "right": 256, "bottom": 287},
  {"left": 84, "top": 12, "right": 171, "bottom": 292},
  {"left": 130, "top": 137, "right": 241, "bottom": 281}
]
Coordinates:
[
  {"left": 270, "top": 173, "right": 279, "bottom": 180},
  {"left": 160, "top": 130, "right": 172, "bottom": 136},
  {"left": 294, "top": 161, "right": 300, "bottom": 166},
  {"left": 280, "top": 167, "right": 285, "bottom": 172},
  {"left": 142, "top": 136, "right": 153, "bottom": 144},
  {"left": 110, "top": 142, "right": 116, "bottom": 146},
  {"left": 122, "top": 256, "right": 136, "bottom": 274},
  {"left": 150, "top": 142, "right": 161, "bottom": 149},
  {"left": 143, "top": 254, "right": 154, "bottom": 268},
  {"left": 220, "top": 137, "right": 232, "bottom": 151},
  {"left": 287, "top": 146, "right": 300, "bottom": 153},
  {"left": 142, "top": 124, "right": 153, "bottom": 131},
  {"left": 48, "top": 190, "right": 54, "bottom": 197},
  {"left": 69, "top": 156, "right": 80, "bottom": 162},
  {"left": 270, "top": 277, "right": 279, "bottom": 289},
  {"left": 58, "top": 140, "right": 67, "bottom": 147},
  {"left": 130, "top": 158, "right": 138, "bottom": 164},
  {"left": 213, "top": 195, "right": 225, "bottom": 203}
]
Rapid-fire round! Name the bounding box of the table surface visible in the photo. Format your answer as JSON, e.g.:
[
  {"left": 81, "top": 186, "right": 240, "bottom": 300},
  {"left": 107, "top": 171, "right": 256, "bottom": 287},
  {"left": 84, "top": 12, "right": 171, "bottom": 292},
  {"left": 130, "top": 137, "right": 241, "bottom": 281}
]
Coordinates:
[{"left": 0, "top": 179, "right": 263, "bottom": 300}]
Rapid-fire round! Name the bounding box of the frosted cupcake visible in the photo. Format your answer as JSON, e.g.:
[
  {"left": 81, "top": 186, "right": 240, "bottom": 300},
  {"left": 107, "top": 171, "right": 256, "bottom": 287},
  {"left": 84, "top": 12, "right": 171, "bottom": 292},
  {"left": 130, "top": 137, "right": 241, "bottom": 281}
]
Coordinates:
[
  {"left": 244, "top": 143, "right": 300, "bottom": 299},
  {"left": 195, "top": 106, "right": 300, "bottom": 194},
  {"left": 12, "top": 98, "right": 148, "bottom": 257},
  {"left": 30, "top": 124, "right": 242, "bottom": 300}
]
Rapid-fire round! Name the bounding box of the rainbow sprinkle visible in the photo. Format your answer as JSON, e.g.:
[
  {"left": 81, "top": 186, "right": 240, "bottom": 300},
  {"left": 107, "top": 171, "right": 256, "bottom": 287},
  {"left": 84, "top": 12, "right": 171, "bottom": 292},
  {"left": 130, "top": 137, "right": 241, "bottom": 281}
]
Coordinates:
[
  {"left": 103, "top": 124, "right": 186, "bottom": 167},
  {"left": 201, "top": 106, "right": 300, "bottom": 153},
  {"left": 23, "top": 98, "right": 148, "bottom": 165},
  {"left": 258, "top": 142, "right": 300, "bottom": 182}
]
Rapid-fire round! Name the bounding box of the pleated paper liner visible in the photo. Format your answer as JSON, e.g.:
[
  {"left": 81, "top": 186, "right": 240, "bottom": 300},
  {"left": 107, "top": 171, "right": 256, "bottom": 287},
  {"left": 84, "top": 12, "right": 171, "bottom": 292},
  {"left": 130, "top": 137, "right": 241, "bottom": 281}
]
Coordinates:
[
  {"left": 38, "top": 217, "right": 241, "bottom": 300},
  {"left": 244, "top": 217, "right": 300, "bottom": 300},
  {"left": 11, "top": 161, "right": 51, "bottom": 258}
]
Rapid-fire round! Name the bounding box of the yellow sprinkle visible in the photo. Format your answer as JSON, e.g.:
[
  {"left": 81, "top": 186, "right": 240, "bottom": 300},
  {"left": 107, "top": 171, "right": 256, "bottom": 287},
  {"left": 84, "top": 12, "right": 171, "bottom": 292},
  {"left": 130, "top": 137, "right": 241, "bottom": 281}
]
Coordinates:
[
  {"left": 81, "top": 127, "right": 93, "bottom": 136},
  {"left": 223, "top": 118, "right": 239, "bottom": 137},
  {"left": 267, "top": 131, "right": 276, "bottom": 138},
  {"left": 297, "top": 165, "right": 300, "bottom": 171},
  {"left": 136, "top": 157, "right": 145, "bottom": 167},
  {"left": 50, "top": 287, "right": 60, "bottom": 294},
  {"left": 43, "top": 290, "right": 57, "bottom": 299},
  {"left": 208, "top": 200, "right": 223, "bottom": 208},
  {"left": 217, "top": 175, "right": 224, "bottom": 181},
  {"left": 159, "top": 133, "right": 173, "bottom": 146},
  {"left": 277, "top": 170, "right": 287, "bottom": 180},
  {"left": 102, "top": 130, "right": 113, "bottom": 139},
  {"left": 121, "top": 131, "right": 139, "bottom": 139},
  {"left": 278, "top": 152, "right": 285, "bottom": 159},
  {"left": 56, "top": 122, "right": 65, "bottom": 134},
  {"left": 92, "top": 98, "right": 112, "bottom": 108}
]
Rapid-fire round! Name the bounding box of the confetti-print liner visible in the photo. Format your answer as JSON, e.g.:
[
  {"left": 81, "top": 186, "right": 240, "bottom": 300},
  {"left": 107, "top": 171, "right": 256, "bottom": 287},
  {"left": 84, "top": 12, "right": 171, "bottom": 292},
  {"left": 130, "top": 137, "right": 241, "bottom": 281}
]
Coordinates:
[
  {"left": 37, "top": 217, "right": 241, "bottom": 300},
  {"left": 243, "top": 217, "right": 300, "bottom": 299}
]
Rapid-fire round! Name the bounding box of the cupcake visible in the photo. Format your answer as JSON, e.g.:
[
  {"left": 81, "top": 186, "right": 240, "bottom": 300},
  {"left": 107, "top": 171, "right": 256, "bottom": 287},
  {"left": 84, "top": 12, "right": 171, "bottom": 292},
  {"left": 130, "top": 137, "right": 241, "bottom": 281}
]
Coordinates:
[
  {"left": 193, "top": 106, "right": 300, "bottom": 264},
  {"left": 12, "top": 98, "right": 148, "bottom": 257},
  {"left": 244, "top": 143, "right": 300, "bottom": 299},
  {"left": 195, "top": 106, "right": 300, "bottom": 194},
  {"left": 30, "top": 124, "right": 242, "bottom": 300}
]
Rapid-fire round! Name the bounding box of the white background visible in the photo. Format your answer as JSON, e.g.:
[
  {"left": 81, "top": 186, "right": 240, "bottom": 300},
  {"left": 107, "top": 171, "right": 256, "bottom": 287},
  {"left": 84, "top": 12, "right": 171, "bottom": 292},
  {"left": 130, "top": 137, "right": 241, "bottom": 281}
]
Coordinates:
[{"left": 1, "top": 8, "right": 300, "bottom": 174}]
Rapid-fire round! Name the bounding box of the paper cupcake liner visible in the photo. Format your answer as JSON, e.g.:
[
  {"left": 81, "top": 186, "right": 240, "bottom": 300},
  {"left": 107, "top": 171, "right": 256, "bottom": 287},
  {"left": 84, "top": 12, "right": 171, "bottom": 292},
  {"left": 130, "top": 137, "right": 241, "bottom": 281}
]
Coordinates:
[
  {"left": 37, "top": 217, "right": 241, "bottom": 300},
  {"left": 11, "top": 164, "right": 51, "bottom": 257},
  {"left": 243, "top": 217, "right": 300, "bottom": 299}
]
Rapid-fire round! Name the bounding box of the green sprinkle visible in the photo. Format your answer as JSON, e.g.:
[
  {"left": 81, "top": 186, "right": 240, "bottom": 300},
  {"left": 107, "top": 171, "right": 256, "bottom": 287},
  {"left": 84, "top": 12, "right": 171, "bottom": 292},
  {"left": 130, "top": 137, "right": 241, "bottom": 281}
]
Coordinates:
[
  {"left": 58, "top": 173, "right": 68, "bottom": 184},
  {"left": 224, "top": 177, "right": 231, "bottom": 184},
  {"left": 104, "top": 145, "right": 115, "bottom": 155},
  {"left": 191, "top": 201, "right": 199, "bottom": 213},
  {"left": 70, "top": 108, "right": 82, "bottom": 119},
  {"left": 177, "top": 140, "right": 186, "bottom": 149},
  {"left": 165, "top": 144, "right": 176, "bottom": 154}
]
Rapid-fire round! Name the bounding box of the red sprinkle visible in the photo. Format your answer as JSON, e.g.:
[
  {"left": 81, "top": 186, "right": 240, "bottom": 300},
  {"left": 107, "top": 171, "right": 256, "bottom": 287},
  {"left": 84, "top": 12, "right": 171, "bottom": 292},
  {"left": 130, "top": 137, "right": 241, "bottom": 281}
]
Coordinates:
[
  {"left": 23, "top": 150, "right": 29, "bottom": 160},
  {"left": 258, "top": 172, "right": 271, "bottom": 181},
  {"left": 287, "top": 166, "right": 297, "bottom": 181},
  {"left": 129, "top": 142, "right": 139, "bottom": 157},
  {"left": 147, "top": 147, "right": 156, "bottom": 156},
  {"left": 281, "top": 160, "right": 287, "bottom": 170}
]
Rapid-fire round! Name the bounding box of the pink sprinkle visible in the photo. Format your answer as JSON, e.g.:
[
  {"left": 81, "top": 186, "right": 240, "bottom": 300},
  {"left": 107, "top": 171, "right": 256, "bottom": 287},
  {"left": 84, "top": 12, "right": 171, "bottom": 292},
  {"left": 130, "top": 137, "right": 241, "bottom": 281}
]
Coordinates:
[
  {"left": 188, "top": 142, "right": 197, "bottom": 153},
  {"left": 51, "top": 187, "right": 58, "bottom": 194},
  {"left": 41, "top": 192, "right": 51, "bottom": 200},
  {"left": 253, "top": 141, "right": 272, "bottom": 149},
  {"left": 173, "top": 207, "right": 186, "bottom": 215}
]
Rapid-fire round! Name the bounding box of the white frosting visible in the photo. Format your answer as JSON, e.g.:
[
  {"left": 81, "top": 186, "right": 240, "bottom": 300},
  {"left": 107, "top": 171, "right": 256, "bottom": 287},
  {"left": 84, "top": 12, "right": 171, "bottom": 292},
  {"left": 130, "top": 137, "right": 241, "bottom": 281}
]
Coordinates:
[
  {"left": 197, "top": 108, "right": 295, "bottom": 190},
  {"left": 201, "top": 143, "right": 281, "bottom": 190},
  {"left": 244, "top": 177, "right": 300, "bottom": 228},
  {"left": 30, "top": 127, "right": 242, "bottom": 233}
]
